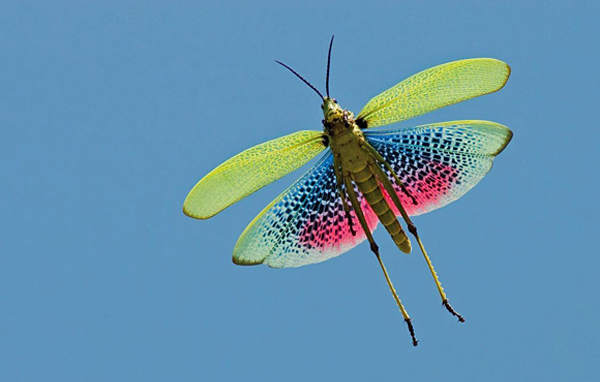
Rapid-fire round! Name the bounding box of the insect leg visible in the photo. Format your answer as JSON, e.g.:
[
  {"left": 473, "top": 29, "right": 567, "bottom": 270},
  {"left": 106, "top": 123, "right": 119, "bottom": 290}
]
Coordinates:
[
  {"left": 361, "top": 141, "right": 418, "bottom": 206},
  {"left": 333, "top": 154, "right": 356, "bottom": 236},
  {"left": 364, "top": 142, "right": 465, "bottom": 323},
  {"left": 343, "top": 175, "right": 418, "bottom": 346}
]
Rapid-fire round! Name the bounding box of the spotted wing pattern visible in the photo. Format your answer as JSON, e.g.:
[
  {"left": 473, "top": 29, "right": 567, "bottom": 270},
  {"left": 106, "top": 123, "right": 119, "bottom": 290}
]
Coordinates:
[
  {"left": 365, "top": 120, "right": 512, "bottom": 217},
  {"left": 358, "top": 59, "right": 510, "bottom": 127},
  {"left": 233, "top": 153, "right": 379, "bottom": 268}
]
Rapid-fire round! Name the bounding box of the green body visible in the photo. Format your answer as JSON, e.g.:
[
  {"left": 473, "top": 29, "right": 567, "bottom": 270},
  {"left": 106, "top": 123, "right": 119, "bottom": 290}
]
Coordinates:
[{"left": 323, "top": 98, "right": 411, "bottom": 253}]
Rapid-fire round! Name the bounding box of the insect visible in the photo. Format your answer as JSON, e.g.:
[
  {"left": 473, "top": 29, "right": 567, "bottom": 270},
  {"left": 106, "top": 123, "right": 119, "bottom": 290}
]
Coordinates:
[{"left": 183, "top": 37, "right": 512, "bottom": 346}]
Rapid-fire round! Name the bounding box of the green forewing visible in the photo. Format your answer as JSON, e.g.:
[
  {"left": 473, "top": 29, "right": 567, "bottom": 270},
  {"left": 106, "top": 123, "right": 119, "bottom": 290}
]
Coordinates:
[
  {"left": 183, "top": 130, "right": 325, "bottom": 219},
  {"left": 358, "top": 58, "right": 510, "bottom": 127}
]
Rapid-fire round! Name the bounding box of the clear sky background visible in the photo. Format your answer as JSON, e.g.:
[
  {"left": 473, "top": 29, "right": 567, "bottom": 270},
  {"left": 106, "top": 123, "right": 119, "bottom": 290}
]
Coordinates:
[{"left": 1, "top": 1, "right": 598, "bottom": 381}]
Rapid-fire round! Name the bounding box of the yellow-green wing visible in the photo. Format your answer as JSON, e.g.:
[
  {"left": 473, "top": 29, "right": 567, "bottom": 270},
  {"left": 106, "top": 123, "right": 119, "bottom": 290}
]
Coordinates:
[
  {"left": 357, "top": 58, "right": 510, "bottom": 128},
  {"left": 183, "top": 130, "right": 325, "bottom": 219}
]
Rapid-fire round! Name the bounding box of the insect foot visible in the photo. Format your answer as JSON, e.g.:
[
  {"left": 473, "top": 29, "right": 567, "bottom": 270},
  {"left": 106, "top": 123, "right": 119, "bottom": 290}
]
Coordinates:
[
  {"left": 443, "top": 299, "right": 465, "bottom": 323},
  {"left": 405, "top": 318, "right": 419, "bottom": 346}
]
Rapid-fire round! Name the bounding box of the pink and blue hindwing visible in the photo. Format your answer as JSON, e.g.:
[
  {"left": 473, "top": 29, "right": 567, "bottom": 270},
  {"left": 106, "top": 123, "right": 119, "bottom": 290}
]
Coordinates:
[
  {"left": 233, "top": 153, "right": 378, "bottom": 268},
  {"left": 365, "top": 121, "right": 512, "bottom": 217},
  {"left": 234, "top": 121, "right": 511, "bottom": 268}
]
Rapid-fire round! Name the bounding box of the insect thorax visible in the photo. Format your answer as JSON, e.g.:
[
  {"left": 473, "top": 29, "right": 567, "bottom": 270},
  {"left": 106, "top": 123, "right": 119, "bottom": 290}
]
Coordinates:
[
  {"left": 321, "top": 99, "right": 368, "bottom": 172},
  {"left": 322, "top": 98, "right": 359, "bottom": 136}
]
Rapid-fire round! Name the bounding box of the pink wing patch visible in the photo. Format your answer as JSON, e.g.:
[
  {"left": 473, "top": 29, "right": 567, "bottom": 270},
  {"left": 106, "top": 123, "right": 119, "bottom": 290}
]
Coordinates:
[
  {"left": 298, "top": 187, "right": 378, "bottom": 251},
  {"left": 384, "top": 161, "right": 460, "bottom": 216}
]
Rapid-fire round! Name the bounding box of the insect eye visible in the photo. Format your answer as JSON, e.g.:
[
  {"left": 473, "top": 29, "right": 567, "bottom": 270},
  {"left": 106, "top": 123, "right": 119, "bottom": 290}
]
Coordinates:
[{"left": 333, "top": 98, "right": 337, "bottom": 103}]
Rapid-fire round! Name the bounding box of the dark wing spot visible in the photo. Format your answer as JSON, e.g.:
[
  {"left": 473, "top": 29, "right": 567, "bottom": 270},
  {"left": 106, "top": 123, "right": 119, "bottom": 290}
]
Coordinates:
[{"left": 356, "top": 117, "right": 368, "bottom": 130}]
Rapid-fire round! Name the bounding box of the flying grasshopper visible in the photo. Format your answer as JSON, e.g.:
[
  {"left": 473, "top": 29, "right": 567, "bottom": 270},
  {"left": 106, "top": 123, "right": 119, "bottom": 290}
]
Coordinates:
[{"left": 184, "top": 37, "right": 512, "bottom": 345}]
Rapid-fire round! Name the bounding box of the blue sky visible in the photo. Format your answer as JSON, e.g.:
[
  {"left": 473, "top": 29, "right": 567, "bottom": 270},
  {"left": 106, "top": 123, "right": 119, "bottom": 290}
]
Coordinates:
[{"left": 1, "top": 1, "right": 598, "bottom": 381}]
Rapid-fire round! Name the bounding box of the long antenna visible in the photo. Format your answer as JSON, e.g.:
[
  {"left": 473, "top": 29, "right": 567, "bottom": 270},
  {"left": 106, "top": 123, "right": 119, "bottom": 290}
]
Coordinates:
[
  {"left": 275, "top": 60, "right": 324, "bottom": 100},
  {"left": 326, "top": 35, "right": 334, "bottom": 97}
]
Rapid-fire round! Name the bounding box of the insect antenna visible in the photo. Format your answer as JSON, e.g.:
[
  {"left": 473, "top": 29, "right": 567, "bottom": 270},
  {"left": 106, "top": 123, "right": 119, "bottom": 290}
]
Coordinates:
[
  {"left": 275, "top": 60, "right": 324, "bottom": 100},
  {"left": 326, "top": 35, "right": 334, "bottom": 98}
]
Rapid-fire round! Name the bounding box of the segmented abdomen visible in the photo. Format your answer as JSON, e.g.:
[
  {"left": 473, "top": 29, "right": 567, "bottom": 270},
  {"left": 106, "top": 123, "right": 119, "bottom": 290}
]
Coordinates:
[{"left": 351, "top": 165, "right": 411, "bottom": 253}]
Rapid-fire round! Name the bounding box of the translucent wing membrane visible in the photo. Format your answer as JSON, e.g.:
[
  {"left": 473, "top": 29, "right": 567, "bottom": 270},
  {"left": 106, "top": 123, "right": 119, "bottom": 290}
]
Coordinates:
[
  {"left": 358, "top": 59, "right": 510, "bottom": 127},
  {"left": 365, "top": 120, "right": 512, "bottom": 216},
  {"left": 234, "top": 153, "right": 379, "bottom": 268},
  {"left": 183, "top": 130, "right": 325, "bottom": 219}
]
